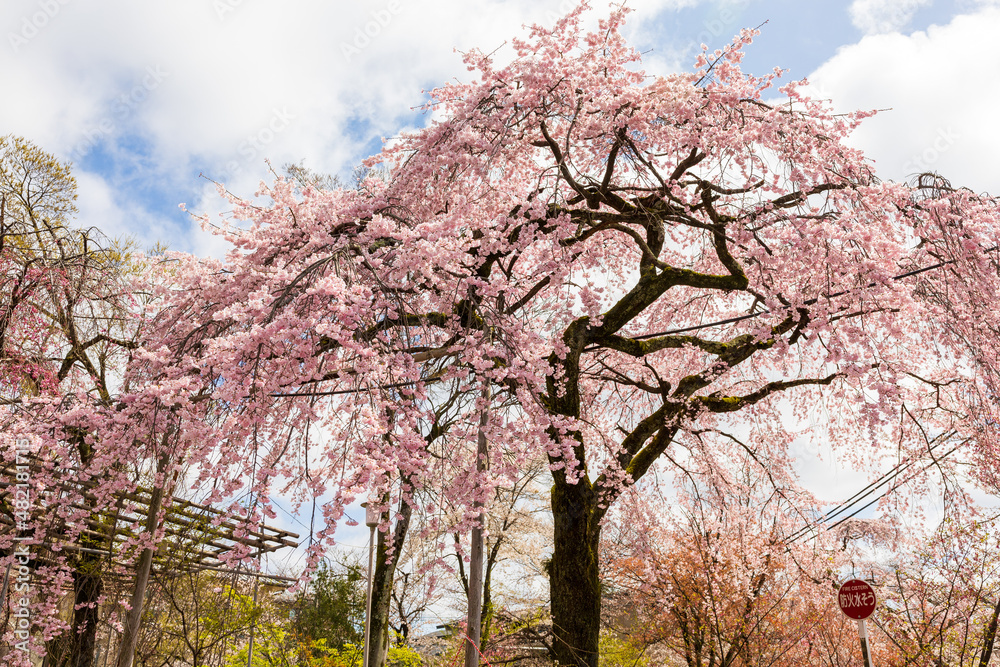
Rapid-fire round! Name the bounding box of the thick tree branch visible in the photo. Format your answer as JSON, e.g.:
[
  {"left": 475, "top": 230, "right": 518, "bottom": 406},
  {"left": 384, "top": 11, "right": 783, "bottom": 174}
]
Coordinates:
[
  {"left": 694, "top": 373, "right": 839, "bottom": 413},
  {"left": 601, "top": 333, "right": 728, "bottom": 358}
]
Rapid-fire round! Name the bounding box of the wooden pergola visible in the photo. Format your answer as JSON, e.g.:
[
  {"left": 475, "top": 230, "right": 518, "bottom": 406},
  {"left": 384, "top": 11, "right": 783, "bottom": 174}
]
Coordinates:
[
  {"left": 0, "top": 455, "right": 298, "bottom": 578},
  {"left": 0, "top": 455, "right": 302, "bottom": 666}
]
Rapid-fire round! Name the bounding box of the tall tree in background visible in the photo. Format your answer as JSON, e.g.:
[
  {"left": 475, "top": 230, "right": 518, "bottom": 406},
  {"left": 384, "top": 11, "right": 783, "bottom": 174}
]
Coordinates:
[
  {"left": 0, "top": 135, "right": 147, "bottom": 667},
  {"left": 873, "top": 518, "right": 1000, "bottom": 667},
  {"left": 293, "top": 558, "right": 365, "bottom": 654},
  {"left": 0, "top": 135, "right": 78, "bottom": 397},
  {"left": 118, "top": 5, "right": 1000, "bottom": 666},
  {"left": 602, "top": 452, "right": 858, "bottom": 666},
  {"left": 449, "top": 455, "right": 550, "bottom": 656}
]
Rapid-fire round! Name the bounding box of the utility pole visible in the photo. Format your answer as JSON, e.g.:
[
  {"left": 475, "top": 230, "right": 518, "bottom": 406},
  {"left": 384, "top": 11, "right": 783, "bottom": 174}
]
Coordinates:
[
  {"left": 464, "top": 386, "right": 490, "bottom": 667},
  {"left": 363, "top": 502, "right": 379, "bottom": 667}
]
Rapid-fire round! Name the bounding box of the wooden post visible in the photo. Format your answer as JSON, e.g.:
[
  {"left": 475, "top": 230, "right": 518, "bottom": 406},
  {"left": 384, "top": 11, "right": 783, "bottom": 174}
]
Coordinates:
[{"left": 116, "top": 453, "right": 171, "bottom": 667}]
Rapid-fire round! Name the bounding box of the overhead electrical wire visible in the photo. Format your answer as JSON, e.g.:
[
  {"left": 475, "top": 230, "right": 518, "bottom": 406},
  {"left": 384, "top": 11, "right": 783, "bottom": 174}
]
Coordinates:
[
  {"left": 784, "top": 437, "right": 969, "bottom": 545},
  {"left": 273, "top": 244, "right": 996, "bottom": 398}
]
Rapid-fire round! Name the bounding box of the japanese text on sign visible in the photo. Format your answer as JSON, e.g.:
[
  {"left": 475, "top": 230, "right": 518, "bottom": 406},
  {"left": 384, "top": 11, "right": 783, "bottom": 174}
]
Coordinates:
[{"left": 840, "top": 591, "right": 874, "bottom": 609}]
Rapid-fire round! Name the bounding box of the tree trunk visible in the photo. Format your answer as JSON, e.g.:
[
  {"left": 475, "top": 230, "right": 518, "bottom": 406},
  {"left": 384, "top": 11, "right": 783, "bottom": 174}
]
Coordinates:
[
  {"left": 464, "top": 518, "right": 484, "bottom": 667},
  {"left": 549, "top": 479, "right": 601, "bottom": 667},
  {"left": 45, "top": 430, "right": 106, "bottom": 667},
  {"left": 367, "top": 498, "right": 412, "bottom": 667},
  {"left": 979, "top": 597, "right": 1000, "bottom": 667},
  {"left": 64, "top": 563, "right": 102, "bottom": 667},
  {"left": 481, "top": 555, "right": 495, "bottom": 651},
  {"left": 464, "top": 395, "right": 489, "bottom": 667},
  {"left": 48, "top": 501, "right": 106, "bottom": 667}
]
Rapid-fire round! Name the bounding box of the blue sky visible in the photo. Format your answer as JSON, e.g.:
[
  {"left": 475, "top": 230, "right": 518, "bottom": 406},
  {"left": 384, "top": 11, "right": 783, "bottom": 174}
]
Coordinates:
[{"left": 4, "top": 0, "right": 1000, "bottom": 259}]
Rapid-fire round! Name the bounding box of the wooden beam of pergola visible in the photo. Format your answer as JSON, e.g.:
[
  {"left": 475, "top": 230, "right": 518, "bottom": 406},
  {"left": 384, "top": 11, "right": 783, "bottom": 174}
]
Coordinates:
[{"left": 0, "top": 456, "right": 299, "bottom": 572}]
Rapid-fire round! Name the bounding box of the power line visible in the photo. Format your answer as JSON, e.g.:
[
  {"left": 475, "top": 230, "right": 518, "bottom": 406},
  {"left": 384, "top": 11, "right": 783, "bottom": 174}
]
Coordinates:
[
  {"left": 784, "top": 444, "right": 941, "bottom": 543},
  {"left": 785, "top": 437, "right": 968, "bottom": 545},
  {"left": 271, "top": 247, "right": 994, "bottom": 398},
  {"left": 610, "top": 249, "right": 989, "bottom": 345}
]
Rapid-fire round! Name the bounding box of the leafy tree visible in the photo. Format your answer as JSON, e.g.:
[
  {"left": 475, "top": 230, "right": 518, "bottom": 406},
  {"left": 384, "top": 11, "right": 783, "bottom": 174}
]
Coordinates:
[
  {"left": 873, "top": 518, "right": 1000, "bottom": 666},
  {"left": 598, "top": 634, "right": 649, "bottom": 667},
  {"left": 292, "top": 640, "right": 421, "bottom": 667},
  {"left": 141, "top": 573, "right": 262, "bottom": 667},
  {"left": 293, "top": 558, "right": 365, "bottom": 654},
  {"left": 602, "top": 460, "right": 845, "bottom": 667}
]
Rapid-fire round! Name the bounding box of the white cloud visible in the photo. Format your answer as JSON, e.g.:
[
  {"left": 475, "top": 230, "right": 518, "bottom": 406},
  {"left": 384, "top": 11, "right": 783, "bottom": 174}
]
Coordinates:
[
  {"left": 849, "top": 0, "right": 933, "bottom": 34},
  {"left": 807, "top": 7, "right": 1000, "bottom": 193},
  {"left": 0, "top": 0, "right": 707, "bottom": 256},
  {"left": 73, "top": 171, "right": 192, "bottom": 254}
]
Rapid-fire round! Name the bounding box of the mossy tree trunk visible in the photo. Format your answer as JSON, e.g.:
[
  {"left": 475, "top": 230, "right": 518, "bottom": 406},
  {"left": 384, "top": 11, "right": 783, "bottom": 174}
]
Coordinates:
[
  {"left": 545, "top": 318, "right": 601, "bottom": 667},
  {"left": 367, "top": 494, "right": 412, "bottom": 667},
  {"left": 549, "top": 480, "right": 601, "bottom": 667},
  {"left": 67, "top": 565, "right": 103, "bottom": 667}
]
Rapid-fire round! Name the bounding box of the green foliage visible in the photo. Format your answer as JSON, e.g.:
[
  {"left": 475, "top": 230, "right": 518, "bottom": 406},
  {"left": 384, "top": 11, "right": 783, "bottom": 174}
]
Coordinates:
[
  {"left": 384, "top": 643, "right": 424, "bottom": 667},
  {"left": 293, "top": 558, "right": 366, "bottom": 652},
  {"left": 293, "top": 638, "right": 421, "bottom": 667},
  {"left": 224, "top": 623, "right": 297, "bottom": 667},
  {"left": 0, "top": 134, "right": 77, "bottom": 226},
  {"left": 138, "top": 574, "right": 259, "bottom": 666},
  {"left": 599, "top": 633, "right": 649, "bottom": 667}
]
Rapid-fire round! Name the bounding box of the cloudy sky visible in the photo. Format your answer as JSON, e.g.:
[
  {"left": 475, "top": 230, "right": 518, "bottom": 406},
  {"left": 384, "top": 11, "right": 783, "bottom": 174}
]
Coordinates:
[
  {"left": 3, "top": 0, "right": 998, "bottom": 259},
  {"left": 2, "top": 0, "right": 995, "bottom": 593}
]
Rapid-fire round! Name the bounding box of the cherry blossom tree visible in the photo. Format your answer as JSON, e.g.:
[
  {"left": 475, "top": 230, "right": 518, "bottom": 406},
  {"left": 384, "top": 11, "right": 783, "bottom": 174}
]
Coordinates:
[
  {"left": 129, "top": 5, "right": 1000, "bottom": 666},
  {"left": 872, "top": 517, "right": 1000, "bottom": 666},
  {"left": 901, "top": 173, "right": 1000, "bottom": 493},
  {"left": 600, "top": 449, "right": 847, "bottom": 666}
]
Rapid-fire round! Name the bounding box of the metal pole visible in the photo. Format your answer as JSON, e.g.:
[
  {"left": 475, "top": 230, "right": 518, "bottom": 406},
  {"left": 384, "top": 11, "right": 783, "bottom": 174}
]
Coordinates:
[
  {"left": 246, "top": 575, "right": 259, "bottom": 667},
  {"left": 464, "top": 386, "right": 490, "bottom": 667},
  {"left": 857, "top": 618, "right": 873, "bottom": 667},
  {"left": 363, "top": 503, "right": 378, "bottom": 667}
]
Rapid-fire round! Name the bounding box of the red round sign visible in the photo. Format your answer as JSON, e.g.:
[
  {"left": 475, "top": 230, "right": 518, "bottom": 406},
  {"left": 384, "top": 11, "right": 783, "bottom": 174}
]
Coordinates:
[{"left": 838, "top": 579, "right": 877, "bottom": 620}]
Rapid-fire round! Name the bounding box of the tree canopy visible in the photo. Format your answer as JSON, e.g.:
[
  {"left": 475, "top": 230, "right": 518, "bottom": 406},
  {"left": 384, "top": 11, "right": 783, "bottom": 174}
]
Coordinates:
[
  {"left": 5, "top": 4, "right": 1000, "bottom": 667},
  {"left": 123, "top": 6, "right": 1000, "bottom": 665}
]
